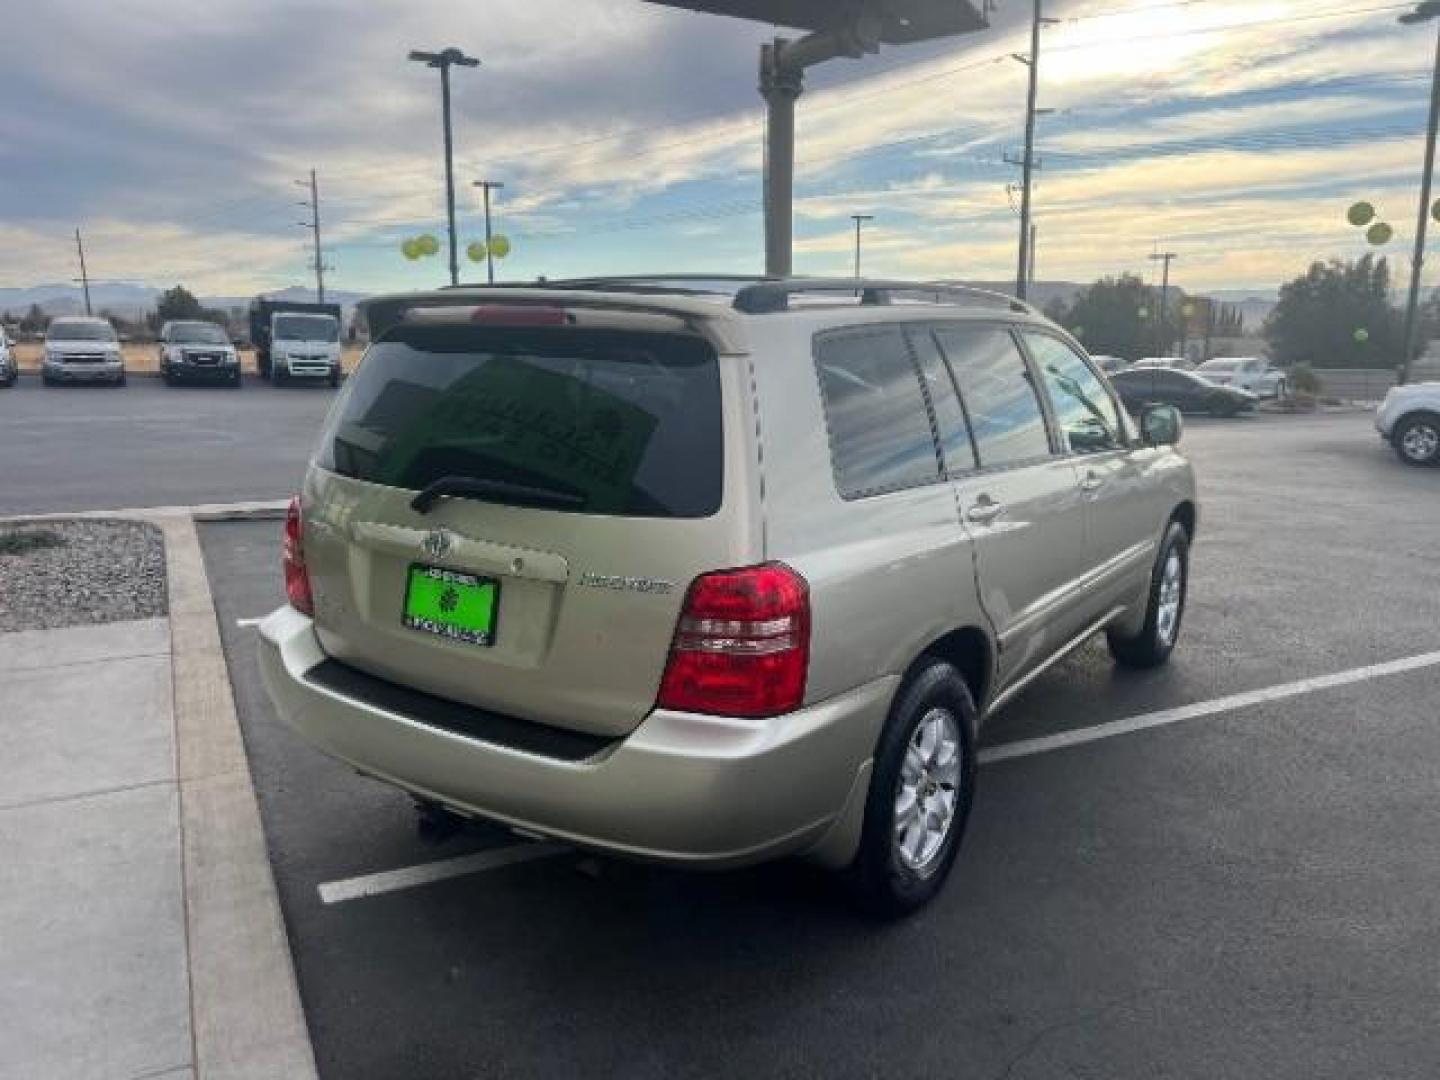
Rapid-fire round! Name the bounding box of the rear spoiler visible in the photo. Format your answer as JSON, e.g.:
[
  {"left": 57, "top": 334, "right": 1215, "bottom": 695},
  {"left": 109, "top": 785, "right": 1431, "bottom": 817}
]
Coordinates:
[{"left": 357, "top": 291, "right": 718, "bottom": 344}]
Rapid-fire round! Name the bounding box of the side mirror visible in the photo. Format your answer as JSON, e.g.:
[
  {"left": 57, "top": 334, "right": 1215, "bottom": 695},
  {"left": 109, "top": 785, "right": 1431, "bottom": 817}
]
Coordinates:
[{"left": 1140, "top": 403, "right": 1183, "bottom": 447}]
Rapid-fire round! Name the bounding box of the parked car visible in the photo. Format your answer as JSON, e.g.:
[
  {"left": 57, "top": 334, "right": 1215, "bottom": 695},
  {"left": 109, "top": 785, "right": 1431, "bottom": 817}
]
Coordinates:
[
  {"left": 257, "top": 276, "right": 1197, "bottom": 916},
  {"left": 1196, "top": 357, "right": 1286, "bottom": 398},
  {"left": 41, "top": 317, "right": 125, "bottom": 386},
  {"left": 1376, "top": 381, "right": 1440, "bottom": 466},
  {"left": 1112, "top": 366, "right": 1258, "bottom": 417},
  {"left": 158, "top": 320, "right": 242, "bottom": 387},
  {"left": 248, "top": 298, "right": 342, "bottom": 385},
  {"left": 0, "top": 328, "right": 16, "bottom": 387}
]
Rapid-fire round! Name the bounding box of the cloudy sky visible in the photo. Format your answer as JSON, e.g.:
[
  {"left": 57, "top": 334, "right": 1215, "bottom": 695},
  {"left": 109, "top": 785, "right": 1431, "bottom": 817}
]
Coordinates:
[{"left": 0, "top": 0, "right": 1434, "bottom": 297}]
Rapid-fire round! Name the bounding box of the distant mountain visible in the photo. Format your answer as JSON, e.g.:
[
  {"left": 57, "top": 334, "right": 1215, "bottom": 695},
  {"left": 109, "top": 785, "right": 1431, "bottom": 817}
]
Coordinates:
[{"left": 0, "top": 282, "right": 370, "bottom": 322}]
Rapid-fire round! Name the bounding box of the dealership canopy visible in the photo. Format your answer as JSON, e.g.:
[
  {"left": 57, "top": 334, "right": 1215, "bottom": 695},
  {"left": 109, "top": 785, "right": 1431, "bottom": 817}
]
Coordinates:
[{"left": 644, "top": 0, "right": 989, "bottom": 275}]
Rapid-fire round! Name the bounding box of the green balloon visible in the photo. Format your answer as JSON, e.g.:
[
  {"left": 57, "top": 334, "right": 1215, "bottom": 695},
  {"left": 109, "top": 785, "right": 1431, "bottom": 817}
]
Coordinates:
[
  {"left": 1354, "top": 327, "right": 1370, "bottom": 343},
  {"left": 1347, "top": 201, "right": 1376, "bottom": 228},
  {"left": 466, "top": 241, "right": 487, "bottom": 263},
  {"left": 416, "top": 233, "right": 440, "bottom": 256},
  {"left": 488, "top": 234, "right": 512, "bottom": 259},
  {"left": 1367, "top": 222, "right": 1394, "bottom": 246},
  {"left": 401, "top": 238, "right": 421, "bottom": 261}
]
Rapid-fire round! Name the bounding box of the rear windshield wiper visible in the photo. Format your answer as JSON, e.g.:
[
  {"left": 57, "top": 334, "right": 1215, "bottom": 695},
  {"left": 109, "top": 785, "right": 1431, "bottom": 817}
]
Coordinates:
[{"left": 410, "top": 475, "right": 586, "bottom": 514}]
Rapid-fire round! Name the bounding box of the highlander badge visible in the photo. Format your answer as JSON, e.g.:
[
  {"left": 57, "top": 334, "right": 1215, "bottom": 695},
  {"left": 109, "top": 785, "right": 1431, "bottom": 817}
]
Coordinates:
[{"left": 422, "top": 528, "right": 453, "bottom": 560}]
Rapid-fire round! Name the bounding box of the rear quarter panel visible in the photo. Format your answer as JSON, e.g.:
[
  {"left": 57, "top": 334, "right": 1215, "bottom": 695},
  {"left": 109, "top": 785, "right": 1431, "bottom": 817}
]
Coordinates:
[{"left": 749, "top": 318, "right": 986, "bottom": 707}]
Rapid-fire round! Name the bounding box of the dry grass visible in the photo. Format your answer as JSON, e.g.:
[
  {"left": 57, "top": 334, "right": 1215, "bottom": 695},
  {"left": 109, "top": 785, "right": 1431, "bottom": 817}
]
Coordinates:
[{"left": 12, "top": 342, "right": 366, "bottom": 375}]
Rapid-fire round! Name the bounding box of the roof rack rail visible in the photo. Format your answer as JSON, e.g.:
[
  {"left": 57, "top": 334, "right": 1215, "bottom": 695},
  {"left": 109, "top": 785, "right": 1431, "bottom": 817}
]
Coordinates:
[{"left": 732, "top": 278, "right": 1033, "bottom": 315}]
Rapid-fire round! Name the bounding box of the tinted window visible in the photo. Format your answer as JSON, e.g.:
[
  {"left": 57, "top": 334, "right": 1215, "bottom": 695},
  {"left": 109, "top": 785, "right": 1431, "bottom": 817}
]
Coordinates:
[
  {"left": 907, "top": 330, "right": 977, "bottom": 473},
  {"left": 1024, "top": 334, "right": 1124, "bottom": 454},
  {"left": 815, "top": 328, "right": 941, "bottom": 498},
  {"left": 934, "top": 327, "right": 1053, "bottom": 468},
  {"left": 170, "top": 322, "right": 228, "bottom": 344},
  {"left": 47, "top": 320, "right": 116, "bottom": 342},
  {"left": 275, "top": 315, "right": 338, "bottom": 342},
  {"left": 316, "top": 324, "right": 723, "bottom": 518}
]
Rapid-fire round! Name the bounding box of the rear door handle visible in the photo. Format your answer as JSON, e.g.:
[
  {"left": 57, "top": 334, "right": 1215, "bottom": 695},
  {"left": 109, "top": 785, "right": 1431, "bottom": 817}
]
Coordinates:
[{"left": 966, "top": 497, "right": 1006, "bottom": 525}]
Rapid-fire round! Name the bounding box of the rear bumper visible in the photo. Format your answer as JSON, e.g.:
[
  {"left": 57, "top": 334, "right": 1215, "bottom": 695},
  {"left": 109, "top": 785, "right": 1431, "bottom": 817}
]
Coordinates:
[{"left": 257, "top": 606, "right": 892, "bottom": 868}]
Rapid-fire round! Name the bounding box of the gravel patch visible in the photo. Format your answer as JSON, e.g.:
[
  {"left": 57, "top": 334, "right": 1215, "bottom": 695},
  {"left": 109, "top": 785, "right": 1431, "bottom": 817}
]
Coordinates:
[{"left": 0, "top": 519, "right": 167, "bottom": 632}]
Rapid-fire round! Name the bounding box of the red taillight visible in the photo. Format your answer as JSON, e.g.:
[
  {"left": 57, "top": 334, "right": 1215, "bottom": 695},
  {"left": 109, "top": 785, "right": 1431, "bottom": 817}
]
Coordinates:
[
  {"left": 283, "top": 495, "right": 314, "bottom": 616},
  {"left": 469, "top": 305, "right": 569, "bottom": 326},
  {"left": 656, "top": 563, "right": 810, "bottom": 719}
]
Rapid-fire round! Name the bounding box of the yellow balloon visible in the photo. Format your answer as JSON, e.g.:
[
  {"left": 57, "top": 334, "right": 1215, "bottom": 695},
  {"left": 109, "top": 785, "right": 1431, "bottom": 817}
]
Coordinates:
[
  {"left": 401, "top": 238, "right": 420, "bottom": 260},
  {"left": 417, "top": 234, "right": 440, "bottom": 256},
  {"left": 1347, "top": 201, "right": 1376, "bottom": 228},
  {"left": 488, "top": 234, "right": 512, "bottom": 259},
  {"left": 466, "top": 241, "right": 487, "bottom": 263}
]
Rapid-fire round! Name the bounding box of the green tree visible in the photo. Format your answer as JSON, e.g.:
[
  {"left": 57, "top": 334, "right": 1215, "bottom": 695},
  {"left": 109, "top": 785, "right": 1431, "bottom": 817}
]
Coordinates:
[
  {"left": 20, "top": 303, "right": 49, "bottom": 333},
  {"left": 154, "top": 285, "right": 204, "bottom": 324},
  {"left": 1048, "top": 274, "right": 1164, "bottom": 361},
  {"left": 1263, "top": 255, "right": 1402, "bottom": 369}
]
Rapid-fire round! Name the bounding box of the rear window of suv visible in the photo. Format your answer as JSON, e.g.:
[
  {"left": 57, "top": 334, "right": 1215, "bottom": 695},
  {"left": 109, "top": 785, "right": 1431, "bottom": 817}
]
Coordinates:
[{"left": 316, "top": 324, "right": 723, "bottom": 518}]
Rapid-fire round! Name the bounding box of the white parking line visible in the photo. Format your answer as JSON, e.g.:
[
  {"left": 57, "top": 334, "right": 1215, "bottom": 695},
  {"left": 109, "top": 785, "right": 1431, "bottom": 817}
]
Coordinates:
[
  {"left": 315, "top": 649, "right": 1440, "bottom": 905},
  {"left": 318, "top": 841, "right": 570, "bottom": 904},
  {"left": 235, "top": 617, "right": 265, "bottom": 628},
  {"left": 979, "top": 649, "right": 1440, "bottom": 765}
]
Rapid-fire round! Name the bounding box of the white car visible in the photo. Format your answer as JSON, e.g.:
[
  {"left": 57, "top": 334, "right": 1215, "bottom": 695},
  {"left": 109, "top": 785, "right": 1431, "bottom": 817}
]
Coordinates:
[
  {"left": 0, "top": 328, "right": 16, "bottom": 387},
  {"left": 1376, "top": 381, "right": 1440, "bottom": 466},
  {"left": 1197, "top": 357, "right": 1287, "bottom": 399},
  {"left": 1135, "top": 356, "right": 1191, "bottom": 371},
  {"left": 42, "top": 317, "right": 126, "bottom": 386}
]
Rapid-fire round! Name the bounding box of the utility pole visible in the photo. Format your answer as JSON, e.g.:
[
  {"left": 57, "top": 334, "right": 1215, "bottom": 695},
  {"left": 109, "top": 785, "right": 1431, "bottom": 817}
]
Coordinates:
[
  {"left": 1398, "top": 1, "right": 1440, "bottom": 385},
  {"left": 851, "top": 214, "right": 875, "bottom": 279},
  {"left": 1150, "top": 250, "right": 1178, "bottom": 357},
  {"left": 473, "top": 180, "right": 505, "bottom": 285},
  {"left": 1028, "top": 221, "right": 1038, "bottom": 292},
  {"left": 409, "top": 47, "right": 480, "bottom": 287},
  {"left": 73, "top": 229, "right": 92, "bottom": 316},
  {"left": 295, "top": 169, "right": 327, "bottom": 303},
  {"left": 1013, "top": 0, "right": 1056, "bottom": 301}
]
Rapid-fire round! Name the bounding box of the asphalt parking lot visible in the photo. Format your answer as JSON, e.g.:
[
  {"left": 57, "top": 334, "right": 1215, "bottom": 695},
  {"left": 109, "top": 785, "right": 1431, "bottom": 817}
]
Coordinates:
[
  {"left": 0, "top": 375, "right": 338, "bottom": 515},
  {"left": 199, "top": 412, "right": 1440, "bottom": 1080}
]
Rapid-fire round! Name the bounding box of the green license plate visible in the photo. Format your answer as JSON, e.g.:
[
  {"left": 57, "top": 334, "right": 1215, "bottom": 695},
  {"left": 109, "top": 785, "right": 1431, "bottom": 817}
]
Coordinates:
[{"left": 402, "top": 564, "right": 498, "bottom": 646}]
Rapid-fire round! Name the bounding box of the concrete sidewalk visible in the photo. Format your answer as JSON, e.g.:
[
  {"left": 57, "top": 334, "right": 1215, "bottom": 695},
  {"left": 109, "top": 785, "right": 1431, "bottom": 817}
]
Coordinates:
[{"left": 0, "top": 515, "right": 315, "bottom": 1080}]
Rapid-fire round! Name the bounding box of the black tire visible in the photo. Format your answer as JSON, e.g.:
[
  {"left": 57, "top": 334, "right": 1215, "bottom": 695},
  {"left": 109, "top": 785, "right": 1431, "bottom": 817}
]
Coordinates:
[
  {"left": 273, "top": 367, "right": 287, "bottom": 387},
  {"left": 847, "top": 659, "right": 979, "bottom": 919},
  {"left": 329, "top": 369, "right": 340, "bottom": 388},
  {"left": 162, "top": 370, "right": 176, "bottom": 387},
  {"left": 1209, "top": 396, "right": 1237, "bottom": 418},
  {"left": 231, "top": 370, "right": 243, "bottom": 388},
  {"left": 42, "top": 373, "right": 54, "bottom": 387},
  {"left": 1393, "top": 413, "right": 1440, "bottom": 467},
  {"left": 1107, "top": 522, "right": 1190, "bottom": 669},
  {"left": 117, "top": 373, "right": 127, "bottom": 387}
]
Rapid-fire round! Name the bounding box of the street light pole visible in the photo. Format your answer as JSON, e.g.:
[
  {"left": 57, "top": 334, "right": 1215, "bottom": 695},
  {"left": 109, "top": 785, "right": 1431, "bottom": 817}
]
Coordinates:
[
  {"left": 1014, "top": 0, "right": 1057, "bottom": 301},
  {"left": 473, "top": 180, "right": 505, "bottom": 285},
  {"left": 1398, "top": 1, "right": 1440, "bottom": 385},
  {"left": 851, "top": 214, "right": 875, "bottom": 278},
  {"left": 409, "top": 47, "right": 480, "bottom": 287}
]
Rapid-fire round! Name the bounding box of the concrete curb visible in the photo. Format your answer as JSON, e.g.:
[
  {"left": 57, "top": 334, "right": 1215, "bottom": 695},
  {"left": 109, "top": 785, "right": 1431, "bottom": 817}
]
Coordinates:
[
  {"left": 0, "top": 500, "right": 289, "bottom": 524},
  {"left": 1, "top": 506, "right": 317, "bottom": 1079},
  {"left": 157, "top": 515, "right": 317, "bottom": 1080}
]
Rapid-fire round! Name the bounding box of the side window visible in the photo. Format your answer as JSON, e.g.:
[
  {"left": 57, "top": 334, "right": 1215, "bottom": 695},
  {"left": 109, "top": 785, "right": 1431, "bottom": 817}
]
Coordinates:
[
  {"left": 814, "top": 328, "right": 942, "bottom": 498},
  {"left": 906, "top": 330, "right": 977, "bottom": 473},
  {"left": 934, "top": 327, "right": 1053, "bottom": 469},
  {"left": 1023, "top": 334, "right": 1124, "bottom": 454}
]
